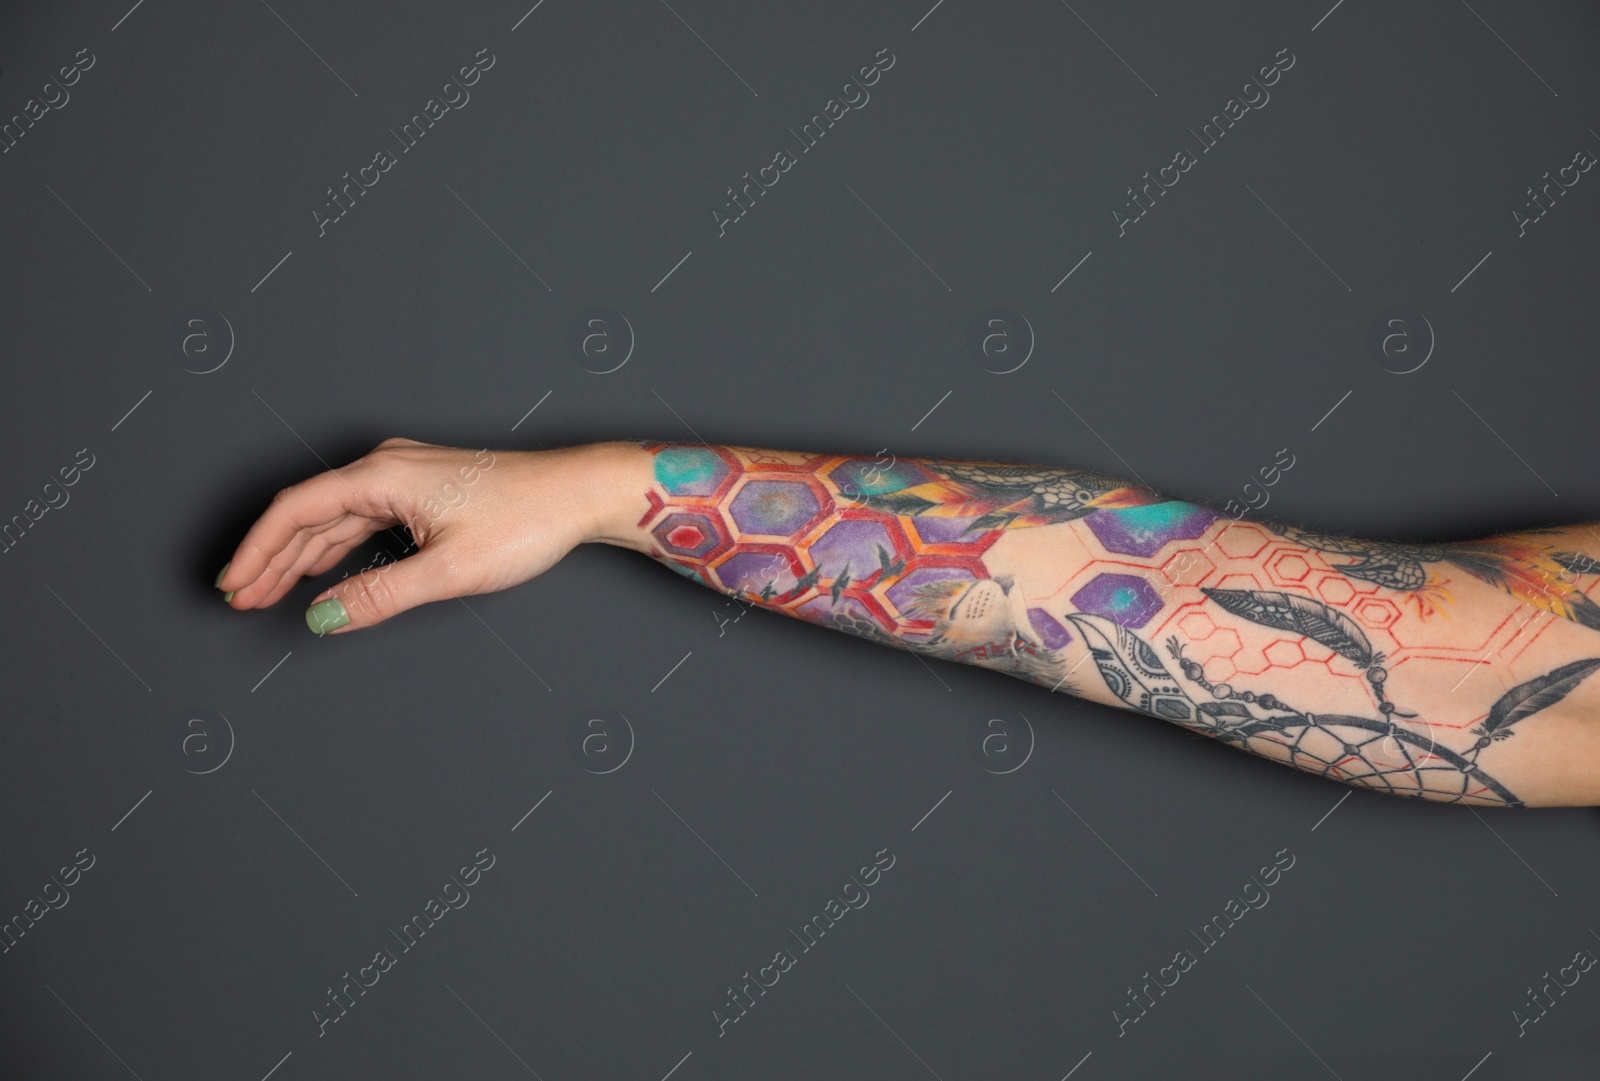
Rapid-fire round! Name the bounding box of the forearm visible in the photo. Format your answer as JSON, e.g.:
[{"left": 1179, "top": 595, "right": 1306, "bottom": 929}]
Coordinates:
[{"left": 584, "top": 441, "right": 1600, "bottom": 808}]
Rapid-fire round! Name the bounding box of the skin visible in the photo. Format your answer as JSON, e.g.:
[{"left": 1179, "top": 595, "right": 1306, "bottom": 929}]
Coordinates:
[{"left": 217, "top": 439, "right": 1600, "bottom": 808}]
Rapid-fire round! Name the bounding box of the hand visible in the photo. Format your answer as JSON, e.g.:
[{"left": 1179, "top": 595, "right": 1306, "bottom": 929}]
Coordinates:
[{"left": 214, "top": 438, "right": 649, "bottom": 634}]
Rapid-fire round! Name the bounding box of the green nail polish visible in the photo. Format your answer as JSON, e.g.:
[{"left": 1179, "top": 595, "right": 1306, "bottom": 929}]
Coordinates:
[
  {"left": 306, "top": 598, "right": 349, "bottom": 634},
  {"left": 214, "top": 562, "right": 230, "bottom": 588},
  {"left": 222, "top": 591, "right": 234, "bottom": 603}
]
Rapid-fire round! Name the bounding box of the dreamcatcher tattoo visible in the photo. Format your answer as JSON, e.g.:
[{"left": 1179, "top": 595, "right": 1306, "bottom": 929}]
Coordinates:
[{"left": 1067, "top": 587, "right": 1600, "bottom": 806}]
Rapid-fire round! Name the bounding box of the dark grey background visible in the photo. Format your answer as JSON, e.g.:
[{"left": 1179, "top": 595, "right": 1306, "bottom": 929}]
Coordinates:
[{"left": 3, "top": 0, "right": 1599, "bottom": 1078}]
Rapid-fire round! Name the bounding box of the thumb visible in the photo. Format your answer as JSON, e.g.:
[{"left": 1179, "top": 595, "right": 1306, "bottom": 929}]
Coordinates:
[{"left": 305, "top": 547, "right": 464, "bottom": 635}]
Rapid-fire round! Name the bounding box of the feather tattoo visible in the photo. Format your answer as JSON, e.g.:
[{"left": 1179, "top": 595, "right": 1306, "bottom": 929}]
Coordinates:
[
  {"left": 1200, "top": 587, "right": 1377, "bottom": 669},
  {"left": 1284, "top": 527, "right": 1600, "bottom": 632},
  {"left": 1477, "top": 657, "right": 1600, "bottom": 738}
]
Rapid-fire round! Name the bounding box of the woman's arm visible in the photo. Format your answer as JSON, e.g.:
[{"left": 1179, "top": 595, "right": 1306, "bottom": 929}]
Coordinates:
[{"left": 216, "top": 439, "right": 1600, "bottom": 808}]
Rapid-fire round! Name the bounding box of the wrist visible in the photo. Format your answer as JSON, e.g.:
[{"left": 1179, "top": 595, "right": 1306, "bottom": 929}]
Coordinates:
[{"left": 574, "top": 441, "right": 656, "bottom": 552}]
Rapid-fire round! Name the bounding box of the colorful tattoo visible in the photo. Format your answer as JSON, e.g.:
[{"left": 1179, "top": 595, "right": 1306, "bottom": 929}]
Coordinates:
[
  {"left": 1281, "top": 526, "right": 1600, "bottom": 628},
  {"left": 640, "top": 445, "right": 1073, "bottom": 687},
  {"left": 639, "top": 444, "right": 1600, "bottom": 804}
]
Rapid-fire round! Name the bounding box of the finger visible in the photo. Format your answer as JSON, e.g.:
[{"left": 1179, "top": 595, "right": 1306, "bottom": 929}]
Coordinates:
[
  {"left": 304, "top": 547, "right": 467, "bottom": 635},
  {"left": 257, "top": 518, "right": 399, "bottom": 609},
  {"left": 306, "top": 538, "right": 364, "bottom": 578},
  {"left": 243, "top": 518, "right": 386, "bottom": 609},
  {"left": 219, "top": 465, "right": 392, "bottom": 599},
  {"left": 230, "top": 527, "right": 319, "bottom": 608},
  {"left": 254, "top": 534, "right": 345, "bottom": 610},
  {"left": 230, "top": 515, "right": 372, "bottom": 608}
]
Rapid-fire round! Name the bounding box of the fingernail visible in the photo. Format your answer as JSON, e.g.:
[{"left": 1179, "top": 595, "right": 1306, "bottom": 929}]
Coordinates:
[
  {"left": 222, "top": 591, "right": 234, "bottom": 603},
  {"left": 214, "top": 562, "right": 230, "bottom": 588},
  {"left": 306, "top": 598, "right": 350, "bottom": 634}
]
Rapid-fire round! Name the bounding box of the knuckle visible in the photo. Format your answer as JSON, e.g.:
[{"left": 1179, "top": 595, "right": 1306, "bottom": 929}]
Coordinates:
[{"left": 344, "top": 567, "right": 399, "bottom": 620}]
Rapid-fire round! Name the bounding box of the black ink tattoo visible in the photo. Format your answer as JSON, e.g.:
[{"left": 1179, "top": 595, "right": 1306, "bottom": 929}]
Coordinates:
[
  {"left": 1280, "top": 526, "right": 1600, "bottom": 631},
  {"left": 1066, "top": 597, "right": 1600, "bottom": 806},
  {"left": 856, "top": 461, "right": 1164, "bottom": 532}
]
